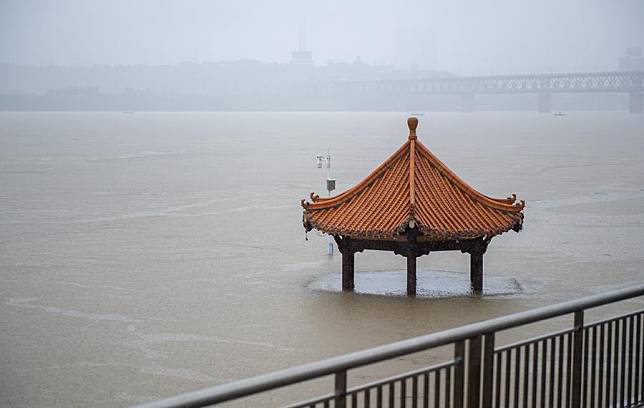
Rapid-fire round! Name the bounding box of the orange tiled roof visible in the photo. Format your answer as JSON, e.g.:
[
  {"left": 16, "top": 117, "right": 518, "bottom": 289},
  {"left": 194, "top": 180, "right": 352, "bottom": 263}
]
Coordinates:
[{"left": 301, "top": 117, "right": 524, "bottom": 241}]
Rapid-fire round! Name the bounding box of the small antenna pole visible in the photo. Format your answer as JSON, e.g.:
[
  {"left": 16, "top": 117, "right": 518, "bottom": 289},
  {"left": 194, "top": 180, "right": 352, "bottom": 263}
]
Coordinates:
[
  {"left": 314, "top": 149, "right": 336, "bottom": 256},
  {"left": 326, "top": 148, "right": 333, "bottom": 256}
]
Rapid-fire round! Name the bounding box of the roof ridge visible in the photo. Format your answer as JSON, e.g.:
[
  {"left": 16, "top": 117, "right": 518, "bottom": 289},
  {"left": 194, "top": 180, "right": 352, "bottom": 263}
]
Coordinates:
[
  {"left": 407, "top": 116, "right": 418, "bottom": 222},
  {"left": 414, "top": 141, "right": 524, "bottom": 212},
  {"left": 408, "top": 138, "right": 416, "bottom": 219}
]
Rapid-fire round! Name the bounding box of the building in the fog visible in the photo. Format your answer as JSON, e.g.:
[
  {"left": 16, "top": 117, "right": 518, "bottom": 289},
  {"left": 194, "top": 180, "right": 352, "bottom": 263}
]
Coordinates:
[
  {"left": 291, "top": 50, "right": 313, "bottom": 65},
  {"left": 290, "top": 26, "right": 313, "bottom": 65},
  {"left": 619, "top": 47, "right": 644, "bottom": 71}
]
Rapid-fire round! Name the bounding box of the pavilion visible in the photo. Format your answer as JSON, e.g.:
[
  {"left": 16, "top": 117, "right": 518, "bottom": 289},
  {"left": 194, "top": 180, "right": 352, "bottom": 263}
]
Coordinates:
[{"left": 301, "top": 117, "right": 525, "bottom": 296}]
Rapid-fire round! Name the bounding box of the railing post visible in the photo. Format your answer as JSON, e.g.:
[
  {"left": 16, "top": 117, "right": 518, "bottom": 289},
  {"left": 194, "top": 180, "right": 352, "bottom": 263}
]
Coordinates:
[
  {"left": 334, "top": 370, "right": 347, "bottom": 408},
  {"left": 482, "top": 333, "right": 495, "bottom": 408},
  {"left": 454, "top": 340, "right": 466, "bottom": 408},
  {"left": 571, "top": 310, "right": 584, "bottom": 408},
  {"left": 468, "top": 335, "right": 483, "bottom": 408}
]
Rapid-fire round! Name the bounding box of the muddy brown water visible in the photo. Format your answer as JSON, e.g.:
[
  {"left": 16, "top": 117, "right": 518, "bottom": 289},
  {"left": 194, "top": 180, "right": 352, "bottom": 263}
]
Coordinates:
[{"left": 1, "top": 111, "right": 643, "bottom": 407}]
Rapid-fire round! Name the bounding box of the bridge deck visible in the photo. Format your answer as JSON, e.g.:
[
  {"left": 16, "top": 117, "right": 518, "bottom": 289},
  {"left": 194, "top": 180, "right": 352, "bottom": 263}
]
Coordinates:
[{"left": 339, "top": 71, "right": 644, "bottom": 95}]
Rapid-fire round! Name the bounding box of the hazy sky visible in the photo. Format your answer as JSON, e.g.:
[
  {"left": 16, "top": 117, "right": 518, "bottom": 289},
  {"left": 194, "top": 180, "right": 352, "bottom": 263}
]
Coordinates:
[{"left": 1, "top": 0, "right": 643, "bottom": 75}]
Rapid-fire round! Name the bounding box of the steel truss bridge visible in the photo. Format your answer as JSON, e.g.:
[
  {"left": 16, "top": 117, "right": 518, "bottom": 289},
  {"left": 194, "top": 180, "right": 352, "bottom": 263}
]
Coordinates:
[{"left": 337, "top": 71, "right": 644, "bottom": 113}]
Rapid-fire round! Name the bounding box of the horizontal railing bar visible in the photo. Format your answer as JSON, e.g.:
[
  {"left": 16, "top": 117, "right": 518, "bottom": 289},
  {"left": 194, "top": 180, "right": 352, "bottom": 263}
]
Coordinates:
[
  {"left": 584, "top": 308, "right": 644, "bottom": 329},
  {"left": 346, "top": 360, "right": 456, "bottom": 393},
  {"left": 282, "top": 393, "right": 334, "bottom": 408},
  {"left": 495, "top": 327, "right": 574, "bottom": 353},
  {"left": 339, "top": 71, "right": 644, "bottom": 84},
  {"left": 290, "top": 361, "right": 458, "bottom": 406},
  {"left": 133, "top": 284, "right": 644, "bottom": 408}
]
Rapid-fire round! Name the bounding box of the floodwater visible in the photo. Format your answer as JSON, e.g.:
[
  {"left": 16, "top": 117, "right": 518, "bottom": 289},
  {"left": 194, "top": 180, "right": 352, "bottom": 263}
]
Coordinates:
[{"left": 1, "top": 111, "right": 643, "bottom": 407}]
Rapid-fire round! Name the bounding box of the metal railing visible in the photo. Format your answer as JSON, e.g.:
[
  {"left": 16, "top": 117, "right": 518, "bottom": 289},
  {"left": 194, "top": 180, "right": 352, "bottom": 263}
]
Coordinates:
[
  {"left": 337, "top": 71, "right": 644, "bottom": 95},
  {"left": 135, "top": 284, "right": 644, "bottom": 408}
]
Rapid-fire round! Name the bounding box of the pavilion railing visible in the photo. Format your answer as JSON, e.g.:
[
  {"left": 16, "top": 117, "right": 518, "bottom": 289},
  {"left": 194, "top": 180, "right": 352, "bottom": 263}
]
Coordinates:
[{"left": 134, "top": 284, "right": 644, "bottom": 408}]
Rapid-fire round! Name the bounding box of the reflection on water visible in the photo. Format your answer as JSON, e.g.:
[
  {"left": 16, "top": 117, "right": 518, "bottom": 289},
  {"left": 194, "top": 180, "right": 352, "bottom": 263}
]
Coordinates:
[{"left": 310, "top": 269, "right": 524, "bottom": 298}]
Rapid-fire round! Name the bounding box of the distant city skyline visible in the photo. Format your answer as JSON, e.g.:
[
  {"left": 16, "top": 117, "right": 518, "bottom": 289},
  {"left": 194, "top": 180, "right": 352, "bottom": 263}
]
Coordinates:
[{"left": 1, "top": 0, "right": 643, "bottom": 75}]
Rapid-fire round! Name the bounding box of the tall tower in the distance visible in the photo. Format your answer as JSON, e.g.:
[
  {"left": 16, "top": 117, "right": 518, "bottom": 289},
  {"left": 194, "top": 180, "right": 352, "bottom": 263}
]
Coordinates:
[{"left": 291, "top": 24, "right": 313, "bottom": 65}]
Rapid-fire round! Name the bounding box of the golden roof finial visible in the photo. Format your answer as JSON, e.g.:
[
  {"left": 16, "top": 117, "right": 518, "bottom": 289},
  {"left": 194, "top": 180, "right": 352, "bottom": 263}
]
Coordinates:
[{"left": 407, "top": 116, "right": 418, "bottom": 140}]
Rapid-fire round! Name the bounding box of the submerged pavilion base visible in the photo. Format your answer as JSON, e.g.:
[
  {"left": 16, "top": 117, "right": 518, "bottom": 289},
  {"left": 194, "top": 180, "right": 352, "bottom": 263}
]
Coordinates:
[{"left": 310, "top": 270, "right": 523, "bottom": 298}]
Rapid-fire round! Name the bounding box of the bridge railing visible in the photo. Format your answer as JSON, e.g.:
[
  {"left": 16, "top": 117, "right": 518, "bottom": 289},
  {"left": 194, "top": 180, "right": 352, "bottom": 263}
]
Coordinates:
[{"left": 134, "top": 284, "right": 644, "bottom": 408}]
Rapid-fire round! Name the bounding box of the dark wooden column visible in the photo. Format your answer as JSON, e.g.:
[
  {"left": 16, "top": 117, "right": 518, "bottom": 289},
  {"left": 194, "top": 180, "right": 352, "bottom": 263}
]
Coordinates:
[
  {"left": 334, "top": 235, "right": 355, "bottom": 292},
  {"left": 470, "top": 252, "right": 483, "bottom": 293},
  {"left": 406, "top": 255, "right": 417, "bottom": 296},
  {"left": 333, "top": 235, "right": 364, "bottom": 292},
  {"left": 342, "top": 251, "right": 354, "bottom": 292}
]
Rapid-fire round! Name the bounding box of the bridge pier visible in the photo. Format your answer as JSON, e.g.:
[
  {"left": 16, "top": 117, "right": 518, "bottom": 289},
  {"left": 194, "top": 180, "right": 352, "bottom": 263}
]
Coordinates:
[
  {"left": 538, "top": 93, "right": 552, "bottom": 113},
  {"left": 629, "top": 92, "right": 642, "bottom": 113},
  {"left": 460, "top": 93, "right": 474, "bottom": 112}
]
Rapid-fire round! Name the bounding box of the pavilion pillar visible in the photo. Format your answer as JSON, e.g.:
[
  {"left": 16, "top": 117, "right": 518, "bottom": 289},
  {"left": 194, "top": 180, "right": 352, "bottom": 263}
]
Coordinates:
[
  {"left": 470, "top": 252, "right": 483, "bottom": 293},
  {"left": 406, "top": 255, "right": 417, "bottom": 296},
  {"left": 341, "top": 250, "right": 355, "bottom": 292},
  {"left": 335, "top": 236, "right": 355, "bottom": 292}
]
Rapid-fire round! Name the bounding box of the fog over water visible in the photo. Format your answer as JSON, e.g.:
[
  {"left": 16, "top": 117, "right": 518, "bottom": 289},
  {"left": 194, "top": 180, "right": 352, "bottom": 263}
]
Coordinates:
[
  {"left": 2, "top": 1, "right": 643, "bottom": 111},
  {"left": 1, "top": 0, "right": 643, "bottom": 73}
]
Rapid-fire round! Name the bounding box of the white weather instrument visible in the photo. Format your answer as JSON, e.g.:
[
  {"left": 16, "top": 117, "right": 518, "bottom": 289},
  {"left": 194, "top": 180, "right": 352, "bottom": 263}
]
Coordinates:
[{"left": 315, "top": 150, "right": 336, "bottom": 255}]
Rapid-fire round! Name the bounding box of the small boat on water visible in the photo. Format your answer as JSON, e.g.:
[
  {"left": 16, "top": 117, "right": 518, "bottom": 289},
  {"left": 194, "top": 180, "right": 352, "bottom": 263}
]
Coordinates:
[{"left": 553, "top": 111, "right": 566, "bottom": 116}]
